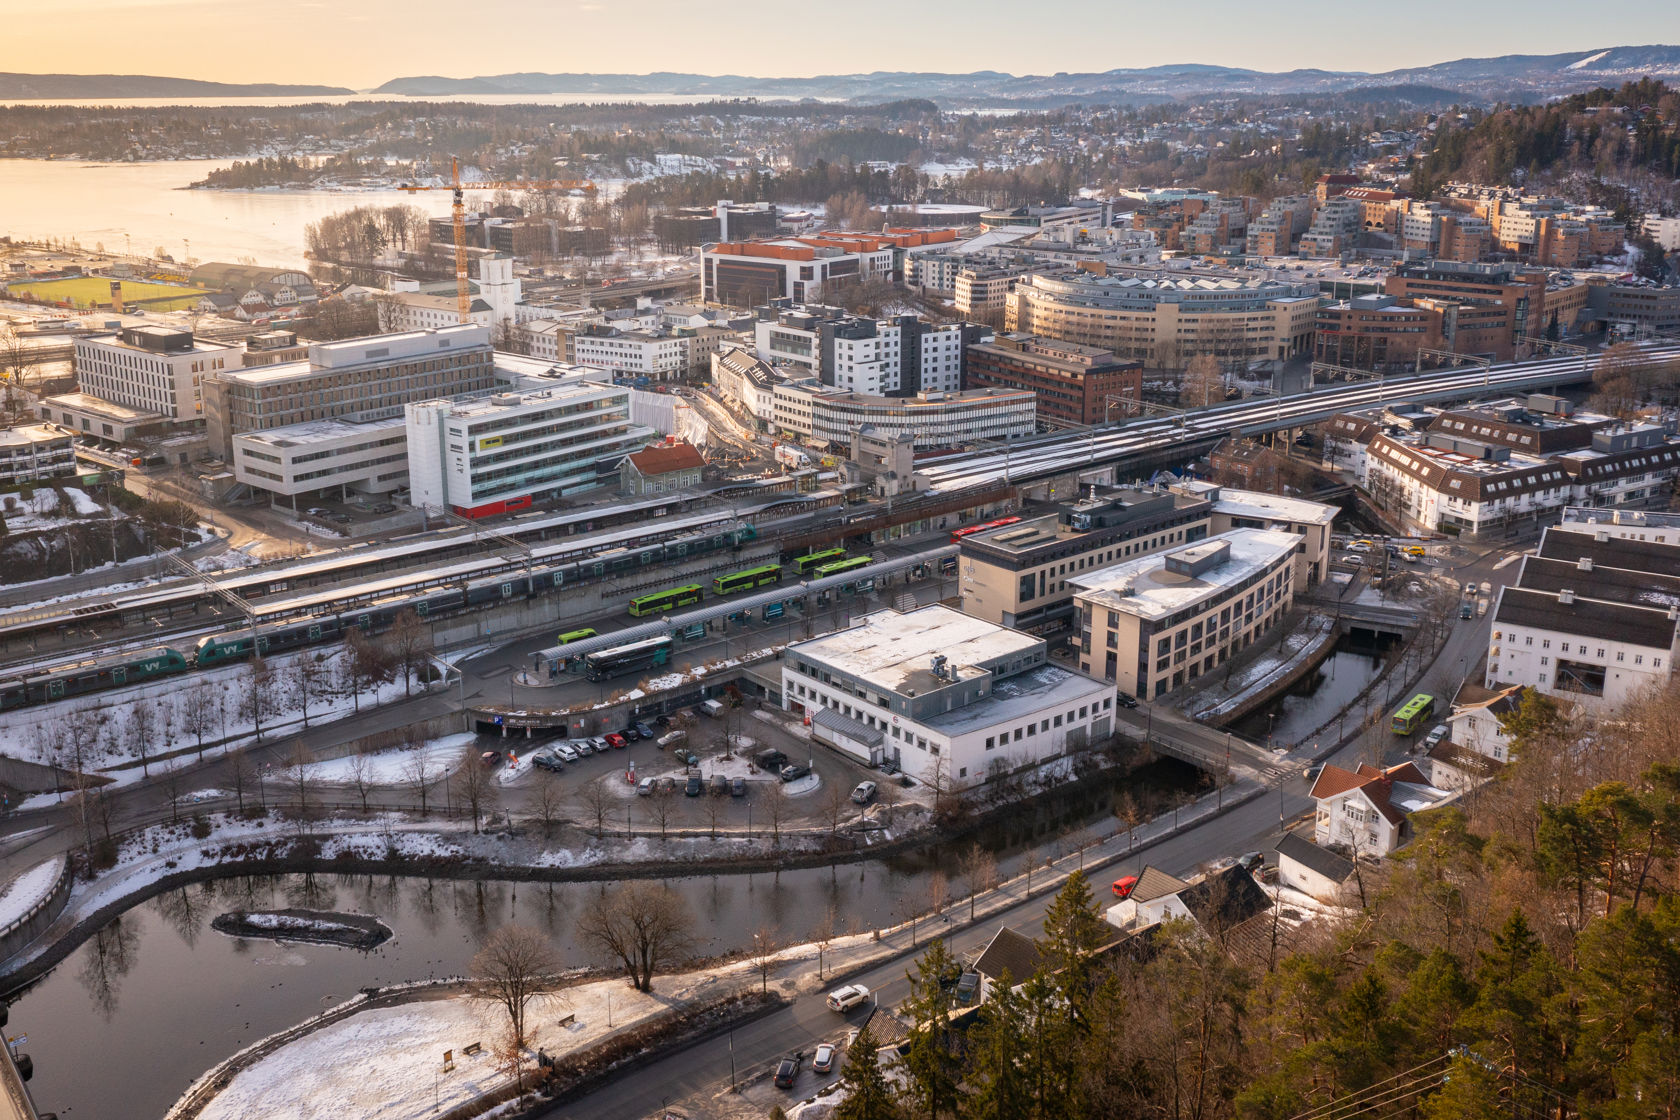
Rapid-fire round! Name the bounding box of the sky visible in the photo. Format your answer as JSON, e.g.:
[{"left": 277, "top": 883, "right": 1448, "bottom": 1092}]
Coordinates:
[{"left": 8, "top": 0, "right": 1680, "bottom": 89}]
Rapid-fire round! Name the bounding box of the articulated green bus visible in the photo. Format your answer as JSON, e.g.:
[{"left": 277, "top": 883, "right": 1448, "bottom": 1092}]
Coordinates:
[
  {"left": 794, "top": 547, "right": 846, "bottom": 575},
  {"left": 1390, "top": 693, "right": 1435, "bottom": 735},
  {"left": 813, "top": 555, "right": 873, "bottom": 579},
  {"left": 556, "top": 627, "right": 598, "bottom": 645},
  {"left": 628, "top": 584, "right": 704, "bottom": 617},
  {"left": 713, "top": 564, "right": 783, "bottom": 595}
]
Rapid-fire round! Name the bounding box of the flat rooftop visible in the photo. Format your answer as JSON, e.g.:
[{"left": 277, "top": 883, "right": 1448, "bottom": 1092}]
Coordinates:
[
  {"left": 792, "top": 604, "right": 1039, "bottom": 694},
  {"left": 925, "top": 663, "right": 1112, "bottom": 734},
  {"left": 233, "top": 415, "right": 405, "bottom": 449},
  {"left": 42, "top": 392, "right": 162, "bottom": 423},
  {"left": 1068, "top": 527, "right": 1303, "bottom": 620},
  {"left": 1211, "top": 486, "right": 1337, "bottom": 526},
  {"left": 0, "top": 423, "right": 72, "bottom": 448}
]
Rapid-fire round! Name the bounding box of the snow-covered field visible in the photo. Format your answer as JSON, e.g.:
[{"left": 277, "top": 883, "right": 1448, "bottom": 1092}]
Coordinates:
[
  {"left": 296, "top": 734, "right": 476, "bottom": 786},
  {"left": 195, "top": 977, "right": 672, "bottom": 1120}
]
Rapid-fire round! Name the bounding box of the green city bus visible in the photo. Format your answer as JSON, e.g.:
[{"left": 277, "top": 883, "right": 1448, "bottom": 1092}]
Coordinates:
[
  {"left": 713, "top": 564, "right": 783, "bottom": 595},
  {"left": 628, "top": 584, "right": 704, "bottom": 617},
  {"left": 556, "top": 627, "right": 598, "bottom": 645},
  {"left": 814, "top": 555, "right": 873, "bottom": 579},
  {"left": 794, "top": 547, "right": 846, "bottom": 575},
  {"left": 1390, "top": 693, "right": 1435, "bottom": 735}
]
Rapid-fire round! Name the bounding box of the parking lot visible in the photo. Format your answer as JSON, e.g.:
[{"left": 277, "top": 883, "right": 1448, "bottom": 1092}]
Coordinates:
[{"left": 479, "top": 705, "right": 907, "bottom": 832}]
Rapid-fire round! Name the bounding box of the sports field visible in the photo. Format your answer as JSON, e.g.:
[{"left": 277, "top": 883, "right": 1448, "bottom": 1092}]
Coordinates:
[{"left": 6, "top": 276, "right": 211, "bottom": 311}]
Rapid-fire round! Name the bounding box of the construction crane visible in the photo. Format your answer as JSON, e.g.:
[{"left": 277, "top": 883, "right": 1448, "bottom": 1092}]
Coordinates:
[{"left": 399, "top": 157, "right": 597, "bottom": 323}]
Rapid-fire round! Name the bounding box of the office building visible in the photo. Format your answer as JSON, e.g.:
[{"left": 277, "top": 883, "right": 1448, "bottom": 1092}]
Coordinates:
[
  {"left": 1069, "top": 528, "right": 1302, "bottom": 699},
  {"left": 1485, "top": 526, "right": 1680, "bottom": 712},
  {"left": 781, "top": 603, "right": 1116, "bottom": 789},
  {"left": 73, "top": 325, "right": 235, "bottom": 423},
  {"left": 955, "top": 263, "right": 1031, "bottom": 321},
  {"left": 1245, "top": 196, "right": 1315, "bottom": 256},
  {"left": 406, "top": 382, "right": 653, "bottom": 517},
  {"left": 231, "top": 417, "right": 410, "bottom": 500},
  {"left": 1383, "top": 261, "right": 1549, "bottom": 359},
  {"left": 701, "top": 236, "right": 895, "bottom": 305},
  {"left": 712, "top": 345, "right": 783, "bottom": 427},
  {"left": 963, "top": 334, "right": 1143, "bottom": 427},
  {"left": 204, "top": 324, "right": 497, "bottom": 461},
  {"left": 771, "top": 382, "right": 1034, "bottom": 451},
  {"left": 1006, "top": 267, "right": 1319, "bottom": 371},
  {"left": 1555, "top": 505, "right": 1680, "bottom": 545},
  {"left": 958, "top": 482, "right": 1332, "bottom": 644}
]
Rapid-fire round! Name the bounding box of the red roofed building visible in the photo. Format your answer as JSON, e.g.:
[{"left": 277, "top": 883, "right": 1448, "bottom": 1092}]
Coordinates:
[
  {"left": 1308, "top": 761, "right": 1446, "bottom": 856},
  {"left": 620, "top": 440, "right": 706, "bottom": 496}
]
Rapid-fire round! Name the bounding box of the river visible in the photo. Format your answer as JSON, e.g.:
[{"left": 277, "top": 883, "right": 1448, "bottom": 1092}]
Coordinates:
[
  {"left": 10, "top": 758, "right": 1198, "bottom": 1119},
  {"left": 0, "top": 159, "right": 455, "bottom": 269},
  {"left": 1229, "top": 633, "right": 1399, "bottom": 748}
]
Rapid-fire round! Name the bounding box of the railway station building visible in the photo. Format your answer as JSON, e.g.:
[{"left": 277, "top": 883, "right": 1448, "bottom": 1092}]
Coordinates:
[{"left": 781, "top": 603, "right": 1116, "bottom": 789}]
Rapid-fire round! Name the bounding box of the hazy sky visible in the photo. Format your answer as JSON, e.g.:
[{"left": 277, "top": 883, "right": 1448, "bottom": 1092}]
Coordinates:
[{"left": 12, "top": 0, "right": 1680, "bottom": 89}]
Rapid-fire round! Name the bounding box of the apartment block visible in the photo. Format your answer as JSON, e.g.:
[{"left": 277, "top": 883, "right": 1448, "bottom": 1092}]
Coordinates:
[
  {"left": 0, "top": 423, "right": 76, "bottom": 487},
  {"left": 771, "top": 382, "right": 1034, "bottom": 451},
  {"left": 753, "top": 304, "right": 975, "bottom": 396},
  {"left": 1486, "top": 526, "right": 1680, "bottom": 711}
]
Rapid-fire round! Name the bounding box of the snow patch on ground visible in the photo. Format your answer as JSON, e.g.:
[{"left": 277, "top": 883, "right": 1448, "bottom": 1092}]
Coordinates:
[{"left": 63, "top": 487, "right": 103, "bottom": 516}]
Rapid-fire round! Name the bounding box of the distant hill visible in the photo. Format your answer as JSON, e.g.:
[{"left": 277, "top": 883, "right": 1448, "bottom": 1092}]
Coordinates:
[
  {"left": 371, "top": 46, "right": 1680, "bottom": 105},
  {"left": 0, "top": 73, "right": 354, "bottom": 99}
]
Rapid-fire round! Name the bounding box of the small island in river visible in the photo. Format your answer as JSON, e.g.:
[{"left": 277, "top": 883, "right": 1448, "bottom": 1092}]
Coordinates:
[{"left": 211, "top": 909, "right": 393, "bottom": 951}]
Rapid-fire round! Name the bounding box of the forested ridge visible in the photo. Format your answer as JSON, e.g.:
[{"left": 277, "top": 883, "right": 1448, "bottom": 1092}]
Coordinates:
[{"left": 830, "top": 684, "right": 1680, "bottom": 1120}]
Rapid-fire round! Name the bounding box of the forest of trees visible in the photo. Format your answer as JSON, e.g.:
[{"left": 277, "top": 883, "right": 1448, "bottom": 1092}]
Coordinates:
[
  {"left": 834, "top": 683, "right": 1680, "bottom": 1120},
  {"left": 1409, "top": 79, "right": 1680, "bottom": 202}
]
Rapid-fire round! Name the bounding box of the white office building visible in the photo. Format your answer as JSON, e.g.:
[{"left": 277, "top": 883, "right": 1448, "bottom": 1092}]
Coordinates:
[
  {"left": 405, "top": 383, "right": 654, "bottom": 517},
  {"left": 781, "top": 604, "right": 1116, "bottom": 789},
  {"left": 754, "top": 306, "right": 972, "bottom": 395},
  {"left": 73, "top": 325, "right": 235, "bottom": 422}
]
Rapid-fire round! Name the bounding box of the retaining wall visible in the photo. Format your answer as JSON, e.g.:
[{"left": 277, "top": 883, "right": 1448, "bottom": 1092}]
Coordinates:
[{"left": 0, "top": 855, "right": 71, "bottom": 965}]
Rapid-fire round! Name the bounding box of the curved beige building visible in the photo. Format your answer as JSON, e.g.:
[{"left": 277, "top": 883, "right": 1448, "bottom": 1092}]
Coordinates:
[{"left": 1006, "top": 269, "right": 1319, "bottom": 371}]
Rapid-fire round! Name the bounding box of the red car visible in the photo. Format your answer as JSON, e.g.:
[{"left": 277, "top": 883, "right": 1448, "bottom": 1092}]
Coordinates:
[
  {"left": 1111, "top": 875, "right": 1139, "bottom": 899},
  {"left": 480, "top": 751, "right": 503, "bottom": 769},
  {"left": 605, "top": 732, "right": 628, "bottom": 749}
]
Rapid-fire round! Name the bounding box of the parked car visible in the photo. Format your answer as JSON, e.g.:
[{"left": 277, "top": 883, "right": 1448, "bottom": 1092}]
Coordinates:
[
  {"left": 633, "top": 721, "right": 656, "bottom": 739},
  {"left": 657, "top": 776, "right": 676, "bottom": 795},
  {"left": 588, "top": 736, "right": 609, "bottom": 753},
  {"left": 533, "top": 753, "right": 564, "bottom": 773},
  {"left": 1304, "top": 762, "right": 1324, "bottom": 782},
  {"left": 552, "top": 743, "right": 580, "bottom": 763},
  {"left": 479, "top": 751, "right": 502, "bottom": 769},
  {"left": 677, "top": 749, "right": 699, "bottom": 767},
  {"left": 1117, "top": 693, "right": 1139, "bottom": 709},
  {"left": 851, "top": 780, "right": 877, "bottom": 805},
  {"left": 954, "top": 971, "right": 981, "bottom": 1005},
  {"left": 1237, "top": 851, "right": 1265, "bottom": 872},
  {"left": 731, "top": 776, "right": 747, "bottom": 797},
  {"left": 774, "top": 1055, "right": 800, "bottom": 1089},
  {"left": 656, "top": 729, "right": 687, "bottom": 749},
  {"left": 605, "top": 732, "right": 628, "bottom": 749},
  {"left": 1347, "top": 541, "right": 1372, "bottom": 553},
  {"left": 812, "top": 1043, "right": 836, "bottom": 1074},
  {"left": 685, "top": 775, "right": 703, "bottom": 797},
  {"left": 1424, "top": 724, "right": 1449, "bottom": 749},
  {"left": 710, "top": 774, "right": 729, "bottom": 796},
  {"left": 700, "top": 698, "right": 725, "bottom": 718},
  {"left": 780, "top": 762, "right": 811, "bottom": 783},
  {"left": 637, "top": 777, "right": 655, "bottom": 796},
  {"left": 756, "top": 748, "right": 788, "bottom": 771},
  {"left": 826, "top": 984, "right": 871, "bottom": 1012},
  {"left": 620, "top": 726, "right": 640, "bottom": 742},
  {"left": 1460, "top": 602, "right": 1475, "bottom": 619},
  {"left": 1480, "top": 580, "right": 1492, "bottom": 595},
  {"left": 1112, "top": 875, "right": 1139, "bottom": 899}
]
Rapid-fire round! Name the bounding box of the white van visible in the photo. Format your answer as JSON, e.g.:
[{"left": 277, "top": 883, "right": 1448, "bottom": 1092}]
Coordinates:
[
  {"left": 657, "top": 729, "right": 687, "bottom": 749},
  {"left": 699, "top": 699, "right": 725, "bottom": 718}
]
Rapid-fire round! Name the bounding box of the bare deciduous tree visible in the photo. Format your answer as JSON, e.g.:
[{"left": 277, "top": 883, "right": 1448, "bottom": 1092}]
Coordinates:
[
  {"left": 822, "top": 781, "right": 850, "bottom": 835},
  {"left": 580, "top": 778, "right": 612, "bottom": 840},
  {"left": 750, "top": 925, "right": 779, "bottom": 994},
  {"left": 346, "top": 750, "right": 374, "bottom": 813},
  {"left": 533, "top": 773, "right": 564, "bottom": 840},
  {"left": 457, "top": 746, "right": 497, "bottom": 834},
  {"left": 228, "top": 750, "right": 259, "bottom": 815},
  {"left": 764, "top": 780, "right": 786, "bottom": 847},
  {"left": 387, "top": 608, "right": 435, "bottom": 697},
  {"left": 471, "top": 924, "right": 561, "bottom": 1047},
  {"left": 578, "top": 881, "right": 695, "bottom": 992},
  {"left": 958, "top": 843, "right": 999, "bottom": 920},
  {"left": 242, "top": 658, "right": 275, "bottom": 740},
  {"left": 182, "top": 678, "right": 216, "bottom": 760},
  {"left": 403, "top": 746, "right": 440, "bottom": 817},
  {"left": 127, "top": 698, "right": 155, "bottom": 777},
  {"left": 285, "top": 740, "right": 317, "bottom": 839}
]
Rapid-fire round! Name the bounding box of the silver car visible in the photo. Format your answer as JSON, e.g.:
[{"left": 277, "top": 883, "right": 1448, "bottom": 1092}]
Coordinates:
[{"left": 553, "top": 742, "right": 580, "bottom": 763}]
